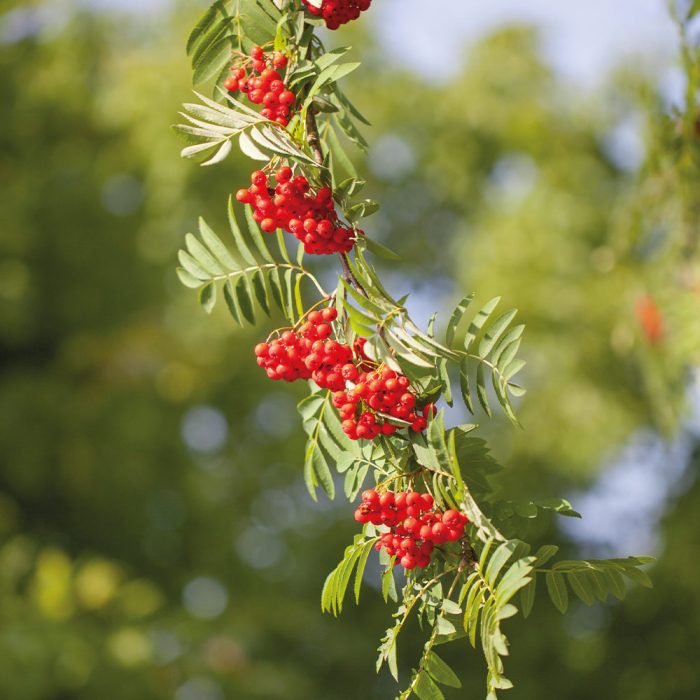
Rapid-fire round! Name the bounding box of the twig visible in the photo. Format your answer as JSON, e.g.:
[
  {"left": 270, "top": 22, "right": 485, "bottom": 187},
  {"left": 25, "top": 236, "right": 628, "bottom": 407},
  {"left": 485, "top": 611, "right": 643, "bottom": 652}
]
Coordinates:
[{"left": 304, "top": 105, "right": 368, "bottom": 296}]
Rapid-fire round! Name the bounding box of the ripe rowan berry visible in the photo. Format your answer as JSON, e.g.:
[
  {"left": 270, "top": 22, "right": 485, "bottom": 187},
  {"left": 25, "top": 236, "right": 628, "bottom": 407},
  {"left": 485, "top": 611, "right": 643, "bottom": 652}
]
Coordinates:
[{"left": 273, "top": 52, "right": 288, "bottom": 69}]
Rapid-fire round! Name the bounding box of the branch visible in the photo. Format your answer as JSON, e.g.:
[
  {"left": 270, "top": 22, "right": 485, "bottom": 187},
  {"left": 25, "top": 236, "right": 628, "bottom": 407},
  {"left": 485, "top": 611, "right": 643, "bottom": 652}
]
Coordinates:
[{"left": 305, "top": 105, "right": 367, "bottom": 296}]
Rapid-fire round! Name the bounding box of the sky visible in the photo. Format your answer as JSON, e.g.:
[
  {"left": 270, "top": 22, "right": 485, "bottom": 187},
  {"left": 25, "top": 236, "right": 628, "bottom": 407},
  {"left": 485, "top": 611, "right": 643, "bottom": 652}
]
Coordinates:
[{"left": 372, "top": 0, "right": 679, "bottom": 86}]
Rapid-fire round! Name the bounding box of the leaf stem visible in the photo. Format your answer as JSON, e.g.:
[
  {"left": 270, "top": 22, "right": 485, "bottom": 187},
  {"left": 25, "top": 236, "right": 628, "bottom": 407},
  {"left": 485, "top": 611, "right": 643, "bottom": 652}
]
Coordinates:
[{"left": 399, "top": 570, "right": 463, "bottom": 700}]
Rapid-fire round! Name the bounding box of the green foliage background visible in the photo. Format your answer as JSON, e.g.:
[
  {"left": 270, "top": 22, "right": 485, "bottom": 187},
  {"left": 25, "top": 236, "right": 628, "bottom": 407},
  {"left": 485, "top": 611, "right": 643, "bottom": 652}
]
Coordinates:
[{"left": 1, "top": 1, "right": 699, "bottom": 698}]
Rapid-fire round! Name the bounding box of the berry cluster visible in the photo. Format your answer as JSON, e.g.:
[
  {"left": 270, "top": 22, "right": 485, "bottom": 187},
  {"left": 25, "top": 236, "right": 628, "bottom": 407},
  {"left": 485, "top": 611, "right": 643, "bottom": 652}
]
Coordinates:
[
  {"left": 332, "top": 366, "right": 431, "bottom": 440},
  {"left": 224, "top": 45, "right": 295, "bottom": 126},
  {"left": 254, "top": 308, "right": 355, "bottom": 391},
  {"left": 236, "top": 166, "right": 355, "bottom": 255},
  {"left": 302, "top": 0, "right": 372, "bottom": 29},
  {"left": 354, "top": 489, "right": 469, "bottom": 570}
]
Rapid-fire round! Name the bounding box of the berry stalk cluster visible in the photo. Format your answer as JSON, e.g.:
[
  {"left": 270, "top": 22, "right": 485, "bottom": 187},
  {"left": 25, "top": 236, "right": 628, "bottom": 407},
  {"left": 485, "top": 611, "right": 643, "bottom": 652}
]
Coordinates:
[
  {"left": 236, "top": 166, "right": 356, "bottom": 255},
  {"left": 224, "top": 45, "right": 296, "bottom": 126},
  {"left": 302, "top": 0, "right": 373, "bottom": 29},
  {"left": 355, "top": 489, "right": 469, "bottom": 570},
  {"left": 254, "top": 307, "right": 434, "bottom": 440}
]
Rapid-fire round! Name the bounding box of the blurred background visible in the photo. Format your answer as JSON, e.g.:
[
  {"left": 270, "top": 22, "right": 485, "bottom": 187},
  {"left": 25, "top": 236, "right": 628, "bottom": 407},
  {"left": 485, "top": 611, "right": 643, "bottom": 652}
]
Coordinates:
[{"left": 2, "top": 0, "right": 700, "bottom": 698}]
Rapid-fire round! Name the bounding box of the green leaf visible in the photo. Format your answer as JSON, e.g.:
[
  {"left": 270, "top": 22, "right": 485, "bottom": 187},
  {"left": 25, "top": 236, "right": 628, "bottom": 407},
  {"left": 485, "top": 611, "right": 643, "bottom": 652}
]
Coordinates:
[
  {"left": 425, "top": 653, "right": 461, "bottom": 689},
  {"left": 244, "top": 204, "right": 274, "bottom": 263},
  {"left": 484, "top": 541, "right": 517, "bottom": 586},
  {"left": 239, "top": 130, "right": 269, "bottom": 160},
  {"left": 187, "top": 1, "right": 231, "bottom": 59},
  {"left": 568, "top": 571, "right": 595, "bottom": 606},
  {"left": 478, "top": 309, "right": 518, "bottom": 357},
  {"left": 520, "top": 578, "right": 536, "bottom": 618},
  {"left": 414, "top": 671, "right": 445, "bottom": 700},
  {"left": 603, "top": 568, "right": 627, "bottom": 600},
  {"left": 619, "top": 563, "right": 653, "bottom": 588},
  {"left": 363, "top": 236, "right": 401, "bottom": 261},
  {"left": 186, "top": 232, "right": 225, "bottom": 275},
  {"left": 545, "top": 571, "right": 569, "bottom": 614},
  {"left": 440, "top": 599, "right": 462, "bottom": 616},
  {"left": 320, "top": 569, "right": 335, "bottom": 613},
  {"left": 192, "top": 34, "right": 234, "bottom": 85},
  {"left": 435, "top": 616, "right": 456, "bottom": 636},
  {"left": 251, "top": 269, "right": 271, "bottom": 316},
  {"left": 353, "top": 539, "right": 373, "bottom": 604},
  {"left": 199, "top": 217, "right": 239, "bottom": 271},
  {"left": 532, "top": 544, "right": 559, "bottom": 567},
  {"left": 309, "top": 443, "right": 335, "bottom": 500},
  {"left": 304, "top": 62, "right": 361, "bottom": 108},
  {"left": 326, "top": 124, "right": 358, "bottom": 178},
  {"left": 226, "top": 197, "right": 257, "bottom": 266},
  {"left": 464, "top": 297, "right": 500, "bottom": 351},
  {"left": 238, "top": 0, "right": 282, "bottom": 46},
  {"left": 303, "top": 455, "right": 319, "bottom": 503},
  {"left": 198, "top": 282, "right": 217, "bottom": 314},
  {"left": 445, "top": 293, "right": 474, "bottom": 347},
  {"left": 234, "top": 275, "right": 255, "bottom": 324},
  {"left": 377, "top": 624, "right": 400, "bottom": 681},
  {"left": 177, "top": 250, "right": 210, "bottom": 281},
  {"left": 463, "top": 582, "right": 484, "bottom": 647},
  {"left": 298, "top": 393, "right": 326, "bottom": 425},
  {"left": 223, "top": 279, "right": 242, "bottom": 324},
  {"left": 177, "top": 267, "right": 204, "bottom": 288},
  {"left": 495, "top": 558, "right": 534, "bottom": 605},
  {"left": 476, "top": 363, "right": 492, "bottom": 417},
  {"left": 458, "top": 360, "right": 474, "bottom": 414},
  {"left": 534, "top": 497, "right": 582, "bottom": 518},
  {"left": 381, "top": 561, "right": 397, "bottom": 603}
]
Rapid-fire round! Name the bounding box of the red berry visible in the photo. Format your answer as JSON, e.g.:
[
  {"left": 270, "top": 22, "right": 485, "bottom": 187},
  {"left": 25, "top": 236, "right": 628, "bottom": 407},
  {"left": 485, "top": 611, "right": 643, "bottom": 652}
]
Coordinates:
[
  {"left": 406, "top": 492, "right": 421, "bottom": 508},
  {"left": 279, "top": 90, "right": 295, "bottom": 105},
  {"left": 379, "top": 492, "right": 394, "bottom": 509},
  {"left": 420, "top": 493, "right": 434, "bottom": 511},
  {"left": 422, "top": 403, "right": 437, "bottom": 418},
  {"left": 401, "top": 554, "right": 417, "bottom": 570},
  {"left": 249, "top": 89, "right": 264, "bottom": 104},
  {"left": 251, "top": 170, "right": 267, "bottom": 187},
  {"left": 276, "top": 165, "right": 293, "bottom": 182},
  {"left": 362, "top": 489, "right": 379, "bottom": 504},
  {"left": 403, "top": 517, "right": 418, "bottom": 533}
]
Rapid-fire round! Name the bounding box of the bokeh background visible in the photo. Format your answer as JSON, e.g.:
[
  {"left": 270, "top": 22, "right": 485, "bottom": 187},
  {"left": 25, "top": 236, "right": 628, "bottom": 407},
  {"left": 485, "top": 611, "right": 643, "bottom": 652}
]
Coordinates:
[{"left": 2, "top": 0, "right": 700, "bottom": 698}]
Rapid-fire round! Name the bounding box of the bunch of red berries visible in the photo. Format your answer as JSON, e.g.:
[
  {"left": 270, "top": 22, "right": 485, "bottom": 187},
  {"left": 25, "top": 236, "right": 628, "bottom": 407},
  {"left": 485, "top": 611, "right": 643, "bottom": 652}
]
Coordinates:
[
  {"left": 354, "top": 489, "right": 469, "bottom": 570},
  {"left": 236, "top": 166, "right": 355, "bottom": 255},
  {"left": 332, "top": 366, "right": 431, "bottom": 440},
  {"left": 302, "top": 0, "right": 372, "bottom": 29},
  {"left": 254, "top": 308, "right": 355, "bottom": 391},
  {"left": 224, "top": 45, "right": 295, "bottom": 126}
]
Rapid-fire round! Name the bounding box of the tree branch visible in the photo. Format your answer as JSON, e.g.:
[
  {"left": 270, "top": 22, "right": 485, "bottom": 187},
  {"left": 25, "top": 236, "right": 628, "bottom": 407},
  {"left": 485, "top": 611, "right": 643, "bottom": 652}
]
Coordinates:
[{"left": 304, "top": 105, "right": 367, "bottom": 296}]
